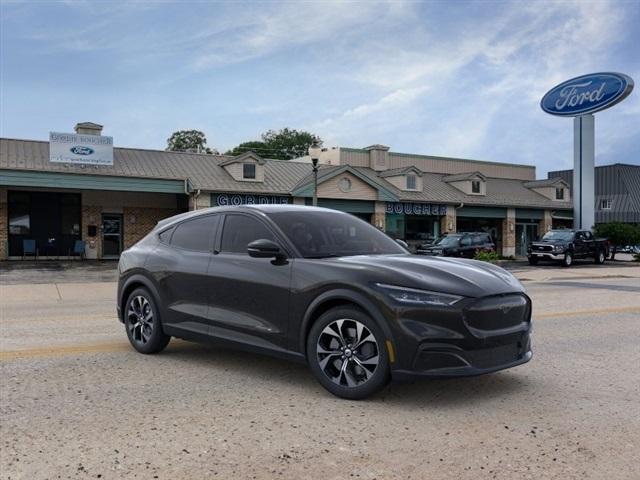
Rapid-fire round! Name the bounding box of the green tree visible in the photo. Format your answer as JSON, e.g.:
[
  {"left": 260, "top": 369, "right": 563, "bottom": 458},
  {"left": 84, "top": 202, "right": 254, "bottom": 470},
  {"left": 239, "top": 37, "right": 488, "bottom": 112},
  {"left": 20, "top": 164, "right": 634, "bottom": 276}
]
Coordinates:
[
  {"left": 225, "top": 141, "right": 268, "bottom": 157},
  {"left": 166, "top": 130, "right": 216, "bottom": 154},
  {"left": 594, "top": 222, "right": 640, "bottom": 260},
  {"left": 226, "top": 128, "right": 322, "bottom": 160}
]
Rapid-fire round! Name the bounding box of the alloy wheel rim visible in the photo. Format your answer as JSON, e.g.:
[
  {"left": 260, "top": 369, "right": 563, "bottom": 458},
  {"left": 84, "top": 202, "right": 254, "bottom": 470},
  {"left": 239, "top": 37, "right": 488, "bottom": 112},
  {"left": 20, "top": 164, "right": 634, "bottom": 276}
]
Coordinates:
[
  {"left": 566, "top": 254, "right": 572, "bottom": 265},
  {"left": 127, "top": 295, "right": 153, "bottom": 344},
  {"left": 316, "top": 318, "right": 379, "bottom": 388}
]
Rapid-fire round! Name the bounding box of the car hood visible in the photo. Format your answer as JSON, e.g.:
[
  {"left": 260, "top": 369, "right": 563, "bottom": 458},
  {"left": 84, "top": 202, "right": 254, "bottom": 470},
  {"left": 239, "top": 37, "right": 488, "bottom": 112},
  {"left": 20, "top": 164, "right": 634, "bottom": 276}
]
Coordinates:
[{"left": 333, "top": 254, "right": 524, "bottom": 298}]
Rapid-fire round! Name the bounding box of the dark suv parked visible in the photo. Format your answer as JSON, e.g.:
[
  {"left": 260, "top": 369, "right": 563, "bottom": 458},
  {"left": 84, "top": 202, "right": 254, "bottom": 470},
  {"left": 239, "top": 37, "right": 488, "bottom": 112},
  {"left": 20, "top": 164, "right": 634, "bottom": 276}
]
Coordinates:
[
  {"left": 117, "top": 206, "right": 531, "bottom": 399},
  {"left": 416, "top": 232, "right": 495, "bottom": 258}
]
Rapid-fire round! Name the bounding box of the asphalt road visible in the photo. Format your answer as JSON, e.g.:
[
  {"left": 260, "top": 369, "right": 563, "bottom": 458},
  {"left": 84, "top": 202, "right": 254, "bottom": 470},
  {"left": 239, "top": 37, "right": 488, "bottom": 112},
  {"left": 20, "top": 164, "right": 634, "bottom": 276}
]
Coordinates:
[{"left": 1, "top": 266, "right": 639, "bottom": 479}]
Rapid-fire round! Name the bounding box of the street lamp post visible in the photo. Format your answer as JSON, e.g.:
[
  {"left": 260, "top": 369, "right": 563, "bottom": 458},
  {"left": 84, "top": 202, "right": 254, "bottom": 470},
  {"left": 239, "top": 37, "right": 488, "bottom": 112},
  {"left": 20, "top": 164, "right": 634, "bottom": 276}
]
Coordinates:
[{"left": 308, "top": 140, "right": 322, "bottom": 207}]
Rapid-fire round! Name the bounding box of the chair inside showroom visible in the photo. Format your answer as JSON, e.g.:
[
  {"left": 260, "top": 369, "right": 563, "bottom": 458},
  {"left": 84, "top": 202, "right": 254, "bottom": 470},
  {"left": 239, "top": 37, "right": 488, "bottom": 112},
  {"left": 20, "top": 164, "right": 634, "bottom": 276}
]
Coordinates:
[
  {"left": 22, "top": 239, "right": 38, "bottom": 261},
  {"left": 69, "top": 240, "right": 86, "bottom": 260}
]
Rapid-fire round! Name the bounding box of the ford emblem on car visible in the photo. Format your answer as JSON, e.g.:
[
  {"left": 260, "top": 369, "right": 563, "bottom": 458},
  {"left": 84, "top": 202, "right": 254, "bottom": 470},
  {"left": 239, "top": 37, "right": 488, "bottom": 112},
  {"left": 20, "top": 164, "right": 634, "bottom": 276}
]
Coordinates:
[
  {"left": 70, "top": 146, "right": 95, "bottom": 155},
  {"left": 540, "top": 72, "right": 634, "bottom": 117}
]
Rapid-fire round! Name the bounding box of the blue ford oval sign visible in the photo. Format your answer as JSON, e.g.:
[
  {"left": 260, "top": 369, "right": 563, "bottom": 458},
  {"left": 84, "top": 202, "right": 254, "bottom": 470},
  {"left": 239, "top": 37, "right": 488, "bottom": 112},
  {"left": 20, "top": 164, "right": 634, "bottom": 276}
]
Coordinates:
[
  {"left": 70, "top": 146, "right": 95, "bottom": 155},
  {"left": 541, "top": 72, "right": 633, "bottom": 116}
]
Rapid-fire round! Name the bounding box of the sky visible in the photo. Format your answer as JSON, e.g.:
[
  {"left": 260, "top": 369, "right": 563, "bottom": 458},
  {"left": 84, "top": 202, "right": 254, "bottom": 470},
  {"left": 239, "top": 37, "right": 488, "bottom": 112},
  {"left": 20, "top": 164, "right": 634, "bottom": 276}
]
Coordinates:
[{"left": 1, "top": 0, "right": 639, "bottom": 178}]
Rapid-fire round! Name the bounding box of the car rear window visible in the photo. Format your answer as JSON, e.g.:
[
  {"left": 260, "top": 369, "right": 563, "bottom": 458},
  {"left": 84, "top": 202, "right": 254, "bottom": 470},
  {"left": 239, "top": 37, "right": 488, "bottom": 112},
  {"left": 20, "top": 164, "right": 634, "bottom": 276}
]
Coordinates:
[{"left": 170, "top": 215, "right": 219, "bottom": 252}]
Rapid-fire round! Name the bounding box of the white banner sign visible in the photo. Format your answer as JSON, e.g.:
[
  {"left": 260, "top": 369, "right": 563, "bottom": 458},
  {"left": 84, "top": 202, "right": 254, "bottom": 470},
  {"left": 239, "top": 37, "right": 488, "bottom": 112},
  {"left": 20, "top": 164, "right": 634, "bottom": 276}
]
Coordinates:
[{"left": 49, "top": 132, "right": 114, "bottom": 166}]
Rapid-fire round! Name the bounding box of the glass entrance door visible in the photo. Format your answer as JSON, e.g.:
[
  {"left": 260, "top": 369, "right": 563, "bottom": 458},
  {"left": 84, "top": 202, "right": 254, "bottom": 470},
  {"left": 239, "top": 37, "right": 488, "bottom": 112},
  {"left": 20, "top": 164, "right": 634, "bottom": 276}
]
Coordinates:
[
  {"left": 102, "top": 214, "right": 123, "bottom": 258},
  {"left": 516, "top": 223, "right": 539, "bottom": 257}
]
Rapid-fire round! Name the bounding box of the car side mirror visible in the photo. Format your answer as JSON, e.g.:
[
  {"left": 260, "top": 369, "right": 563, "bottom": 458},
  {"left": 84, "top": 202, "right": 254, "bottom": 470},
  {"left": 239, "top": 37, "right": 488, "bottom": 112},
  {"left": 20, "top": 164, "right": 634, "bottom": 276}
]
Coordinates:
[
  {"left": 395, "top": 239, "right": 409, "bottom": 249},
  {"left": 248, "top": 239, "right": 285, "bottom": 259}
]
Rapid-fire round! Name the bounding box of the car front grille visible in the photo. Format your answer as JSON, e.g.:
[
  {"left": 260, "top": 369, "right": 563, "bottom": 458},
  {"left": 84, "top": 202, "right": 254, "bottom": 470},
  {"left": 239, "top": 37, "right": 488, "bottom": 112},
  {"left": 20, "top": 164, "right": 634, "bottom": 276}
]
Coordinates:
[
  {"left": 533, "top": 244, "right": 553, "bottom": 252},
  {"left": 464, "top": 294, "right": 530, "bottom": 332}
]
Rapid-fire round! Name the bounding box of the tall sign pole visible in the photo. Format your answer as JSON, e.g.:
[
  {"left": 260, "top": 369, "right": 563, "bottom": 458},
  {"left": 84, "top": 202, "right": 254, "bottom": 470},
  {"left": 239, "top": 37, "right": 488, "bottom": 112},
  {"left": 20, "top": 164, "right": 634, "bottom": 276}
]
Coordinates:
[
  {"left": 541, "top": 72, "right": 633, "bottom": 230},
  {"left": 573, "top": 114, "right": 595, "bottom": 230}
]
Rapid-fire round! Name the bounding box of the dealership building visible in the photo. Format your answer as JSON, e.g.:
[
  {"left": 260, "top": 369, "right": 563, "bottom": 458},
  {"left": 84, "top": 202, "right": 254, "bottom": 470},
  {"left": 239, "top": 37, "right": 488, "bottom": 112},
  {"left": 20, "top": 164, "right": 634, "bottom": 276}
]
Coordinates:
[{"left": 0, "top": 122, "right": 574, "bottom": 260}]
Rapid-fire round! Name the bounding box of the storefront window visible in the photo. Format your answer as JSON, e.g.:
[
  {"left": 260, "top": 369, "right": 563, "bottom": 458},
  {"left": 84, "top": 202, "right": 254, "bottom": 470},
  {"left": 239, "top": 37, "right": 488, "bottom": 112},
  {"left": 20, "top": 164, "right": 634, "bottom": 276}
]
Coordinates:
[
  {"left": 8, "top": 192, "right": 30, "bottom": 234},
  {"left": 61, "top": 194, "right": 81, "bottom": 235}
]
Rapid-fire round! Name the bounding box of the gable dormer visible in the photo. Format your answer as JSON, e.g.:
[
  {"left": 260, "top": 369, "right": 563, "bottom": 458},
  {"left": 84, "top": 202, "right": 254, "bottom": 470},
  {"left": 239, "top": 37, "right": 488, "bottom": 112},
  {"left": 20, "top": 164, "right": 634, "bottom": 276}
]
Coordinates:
[
  {"left": 219, "top": 151, "right": 266, "bottom": 182},
  {"left": 379, "top": 166, "right": 423, "bottom": 191},
  {"left": 443, "top": 171, "right": 486, "bottom": 195},
  {"left": 523, "top": 178, "right": 570, "bottom": 201}
]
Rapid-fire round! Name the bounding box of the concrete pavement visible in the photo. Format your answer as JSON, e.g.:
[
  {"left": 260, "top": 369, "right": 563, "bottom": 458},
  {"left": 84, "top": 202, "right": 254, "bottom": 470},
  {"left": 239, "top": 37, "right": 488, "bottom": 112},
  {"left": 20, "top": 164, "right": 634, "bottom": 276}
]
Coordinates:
[{"left": 1, "top": 265, "right": 639, "bottom": 479}]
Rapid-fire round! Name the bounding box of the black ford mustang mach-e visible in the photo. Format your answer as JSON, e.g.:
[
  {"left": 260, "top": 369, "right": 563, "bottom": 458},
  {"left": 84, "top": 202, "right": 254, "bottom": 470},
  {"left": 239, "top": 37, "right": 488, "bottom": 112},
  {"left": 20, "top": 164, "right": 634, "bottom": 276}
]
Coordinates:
[{"left": 117, "top": 205, "right": 532, "bottom": 399}]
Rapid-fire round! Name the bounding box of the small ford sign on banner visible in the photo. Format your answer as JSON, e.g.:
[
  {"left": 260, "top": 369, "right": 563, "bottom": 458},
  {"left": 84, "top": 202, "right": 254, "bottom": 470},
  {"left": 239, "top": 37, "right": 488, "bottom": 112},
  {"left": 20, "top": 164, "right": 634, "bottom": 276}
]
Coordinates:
[
  {"left": 541, "top": 72, "right": 634, "bottom": 117},
  {"left": 49, "top": 132, "right": 114, "bottom": 166}
]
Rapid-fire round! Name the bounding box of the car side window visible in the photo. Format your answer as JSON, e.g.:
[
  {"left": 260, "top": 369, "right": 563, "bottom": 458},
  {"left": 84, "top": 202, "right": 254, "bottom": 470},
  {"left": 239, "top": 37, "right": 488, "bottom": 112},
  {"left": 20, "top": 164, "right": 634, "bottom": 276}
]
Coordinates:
[
  {"left": 158, "top": 227, "right": 174, "bottom": 244},
  {"left": 584, "top": 231, "right": 593, "bottom": 241},
  {"left": 220, "top": 215, "right": 276, "bottom": 254},
  {"left": 460, "top": 236, "right": 472, "bottom": 247},
  {"left": 170, "top": 215, "right": 219, "bottom": 252},
  {"left": 575, "top": 232, "right": 584, "bottom": 241}
]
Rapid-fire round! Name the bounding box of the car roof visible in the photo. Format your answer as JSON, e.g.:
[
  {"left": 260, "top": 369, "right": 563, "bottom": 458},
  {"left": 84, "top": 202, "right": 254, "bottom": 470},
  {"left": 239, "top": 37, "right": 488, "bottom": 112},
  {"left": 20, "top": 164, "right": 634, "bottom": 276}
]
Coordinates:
[{"left": 154, "top": 204, "right": 349, "bottom": 230}]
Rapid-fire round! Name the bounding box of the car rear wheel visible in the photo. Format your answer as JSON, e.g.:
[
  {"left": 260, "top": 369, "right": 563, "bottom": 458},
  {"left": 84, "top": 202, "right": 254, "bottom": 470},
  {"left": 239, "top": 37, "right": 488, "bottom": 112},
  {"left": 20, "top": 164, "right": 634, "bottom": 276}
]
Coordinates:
[
  {"left": 562, "top": 252, "right": 573, "bottom": 267},
  {"left": 595, "top": 250, "right": 606, "bottom": 264},
  {"left": 307, "top": 307, "right": 390, "bottom": 400},
  {"left": 125, "top": 288, "right": 170, "bottom": 354}
]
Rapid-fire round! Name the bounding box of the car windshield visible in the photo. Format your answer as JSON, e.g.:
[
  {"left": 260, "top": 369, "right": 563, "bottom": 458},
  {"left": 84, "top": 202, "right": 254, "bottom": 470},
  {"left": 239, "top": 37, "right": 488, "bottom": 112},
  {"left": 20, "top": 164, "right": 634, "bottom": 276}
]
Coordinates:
[
  {"left": 267, "top": 211, "right": 406, "bottom": 258},
  {"left": 542, "top": 231, "right": 574, "bottom": 241},
  {"left": 434, "top": 235, "right": 461, "bottom": 247}
]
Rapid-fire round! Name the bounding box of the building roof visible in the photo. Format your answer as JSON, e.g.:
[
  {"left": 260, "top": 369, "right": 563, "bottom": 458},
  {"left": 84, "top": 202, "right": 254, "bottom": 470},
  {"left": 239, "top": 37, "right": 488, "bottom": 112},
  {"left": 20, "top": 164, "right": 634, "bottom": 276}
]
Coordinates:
[
  {"left": 0, "top": 138, "right": 311, "bottom": 194},
  {"left": 523, "top": 177, "right": 568, "bottom": 188},
  {"left": 1, "top": 137, "right": 572, "bottom": 210},
  {"left": 443, "top": 171, "right": 487, "bottom": 182},
  {"left": 378, "top": 166, "right": 423, "bottom": 178}
]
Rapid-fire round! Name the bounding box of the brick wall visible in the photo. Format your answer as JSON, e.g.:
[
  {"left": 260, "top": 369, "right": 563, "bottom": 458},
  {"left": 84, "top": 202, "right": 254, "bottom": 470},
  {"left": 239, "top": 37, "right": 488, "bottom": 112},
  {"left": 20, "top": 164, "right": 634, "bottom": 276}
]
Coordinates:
[
  {"left": 123, "top": 207, "right": 178, "bottom": 249},
  {"left": 440, "top": 205, "right": 457, "bottom": 234},
  {"left": 82, "top": 205, "right": 103, "bottom": 259},
  {"left": 501, "top": 208, "right": 516, "bottom": 257}
]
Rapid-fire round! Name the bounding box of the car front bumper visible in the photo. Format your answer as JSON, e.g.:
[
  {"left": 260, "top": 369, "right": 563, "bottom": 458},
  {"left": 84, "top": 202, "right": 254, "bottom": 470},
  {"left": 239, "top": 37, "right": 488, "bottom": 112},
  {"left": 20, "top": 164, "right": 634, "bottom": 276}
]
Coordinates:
[
  {"left": 386, "top": 292, "right": 533, "bottom": 380},
  {"left": 528, "top": 252, "right": 564, "bottom": 260}
]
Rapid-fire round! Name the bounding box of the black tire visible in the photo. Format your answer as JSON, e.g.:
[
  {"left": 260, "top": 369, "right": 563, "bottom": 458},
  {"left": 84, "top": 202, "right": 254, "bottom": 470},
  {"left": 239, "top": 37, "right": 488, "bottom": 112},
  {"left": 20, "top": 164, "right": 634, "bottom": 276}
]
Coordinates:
[
  {"left": 595, "top": 250, "right": 606, "bottom": 265},
  {"left": 124, "top": 287, "right": 170, "bottom": 354},
  {"left": 561, "top": 252, "right": 573, "bottom": 268},
  {"left": 307, "top": 306, "right": 390, "bottom": 400},
  {"left": 528, "top": 256, "right": 539, "bottom": 265}
]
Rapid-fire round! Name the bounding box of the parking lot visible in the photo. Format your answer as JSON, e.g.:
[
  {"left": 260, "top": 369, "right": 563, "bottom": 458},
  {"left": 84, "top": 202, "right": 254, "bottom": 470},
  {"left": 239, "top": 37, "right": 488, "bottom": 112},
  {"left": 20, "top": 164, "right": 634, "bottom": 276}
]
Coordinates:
[{"left": 1, "top": 262, "right": 639, "bottom": 479}]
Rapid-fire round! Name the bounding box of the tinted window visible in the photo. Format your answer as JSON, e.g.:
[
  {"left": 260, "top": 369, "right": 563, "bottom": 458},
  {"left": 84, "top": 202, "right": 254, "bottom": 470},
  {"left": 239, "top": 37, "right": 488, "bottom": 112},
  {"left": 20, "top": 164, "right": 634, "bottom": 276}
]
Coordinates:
[
  {"left": 243, "top": 163, "right": 256, "bottom": 179},
  {"left": 221, "top": 215, "right": 275, "bottom": 254},
  {"left": 460, "top": 236, "right": 472, "bottom": 247},
  {"left": 472, "top": 181, "right": 481, "bottom": 193},
  {"left": 170, "top": 215, "right": 219, "bottom": 252},
  {"left": 158, "top": 227, "right": 174, "bottom": 244},
  {"left": 543, "top": 231, "right": 574, "bottom": 241},
  {"left": 435, "top": 235, "right": 461, "bottom": 247},
  {"left": 268, "top": 211, "right": 405, "bottom": 258}
]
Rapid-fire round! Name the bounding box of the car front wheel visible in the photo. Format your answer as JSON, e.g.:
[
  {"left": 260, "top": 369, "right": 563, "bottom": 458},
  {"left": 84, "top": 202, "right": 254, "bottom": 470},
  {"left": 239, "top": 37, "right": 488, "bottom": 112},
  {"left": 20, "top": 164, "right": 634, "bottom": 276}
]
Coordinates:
[
  {"left": 595, "top": 250, "right": 606, "bottom": 264},
  {"left": 125, "top": 287, "right": 170, "bottom": 354},
  {"left": 562, "top": 252, "right": 573, "bottom": 267},
  {"left": 307, "top": 307, "right": 390, "bottom": 400}
]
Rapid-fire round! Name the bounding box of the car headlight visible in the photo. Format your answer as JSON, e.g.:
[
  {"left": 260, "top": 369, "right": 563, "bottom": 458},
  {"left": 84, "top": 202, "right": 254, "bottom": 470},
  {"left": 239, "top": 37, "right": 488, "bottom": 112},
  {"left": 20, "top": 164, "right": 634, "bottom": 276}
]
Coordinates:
[
  {"left": 554, "top": 245, "right": 564, "bottom": 252},
  {"left": 375, "top": 283, "right": 463, "bottom": 306}
]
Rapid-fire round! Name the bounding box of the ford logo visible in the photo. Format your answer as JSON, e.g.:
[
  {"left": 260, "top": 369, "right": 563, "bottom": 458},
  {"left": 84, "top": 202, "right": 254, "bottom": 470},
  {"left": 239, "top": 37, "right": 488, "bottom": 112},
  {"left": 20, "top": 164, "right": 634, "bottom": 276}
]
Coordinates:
[
  {"left": 70, "top": 146, "right": 95, "bottom": 155},
  {"left": 541, "top": 72, "right": 633, "bottom": 117}
]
